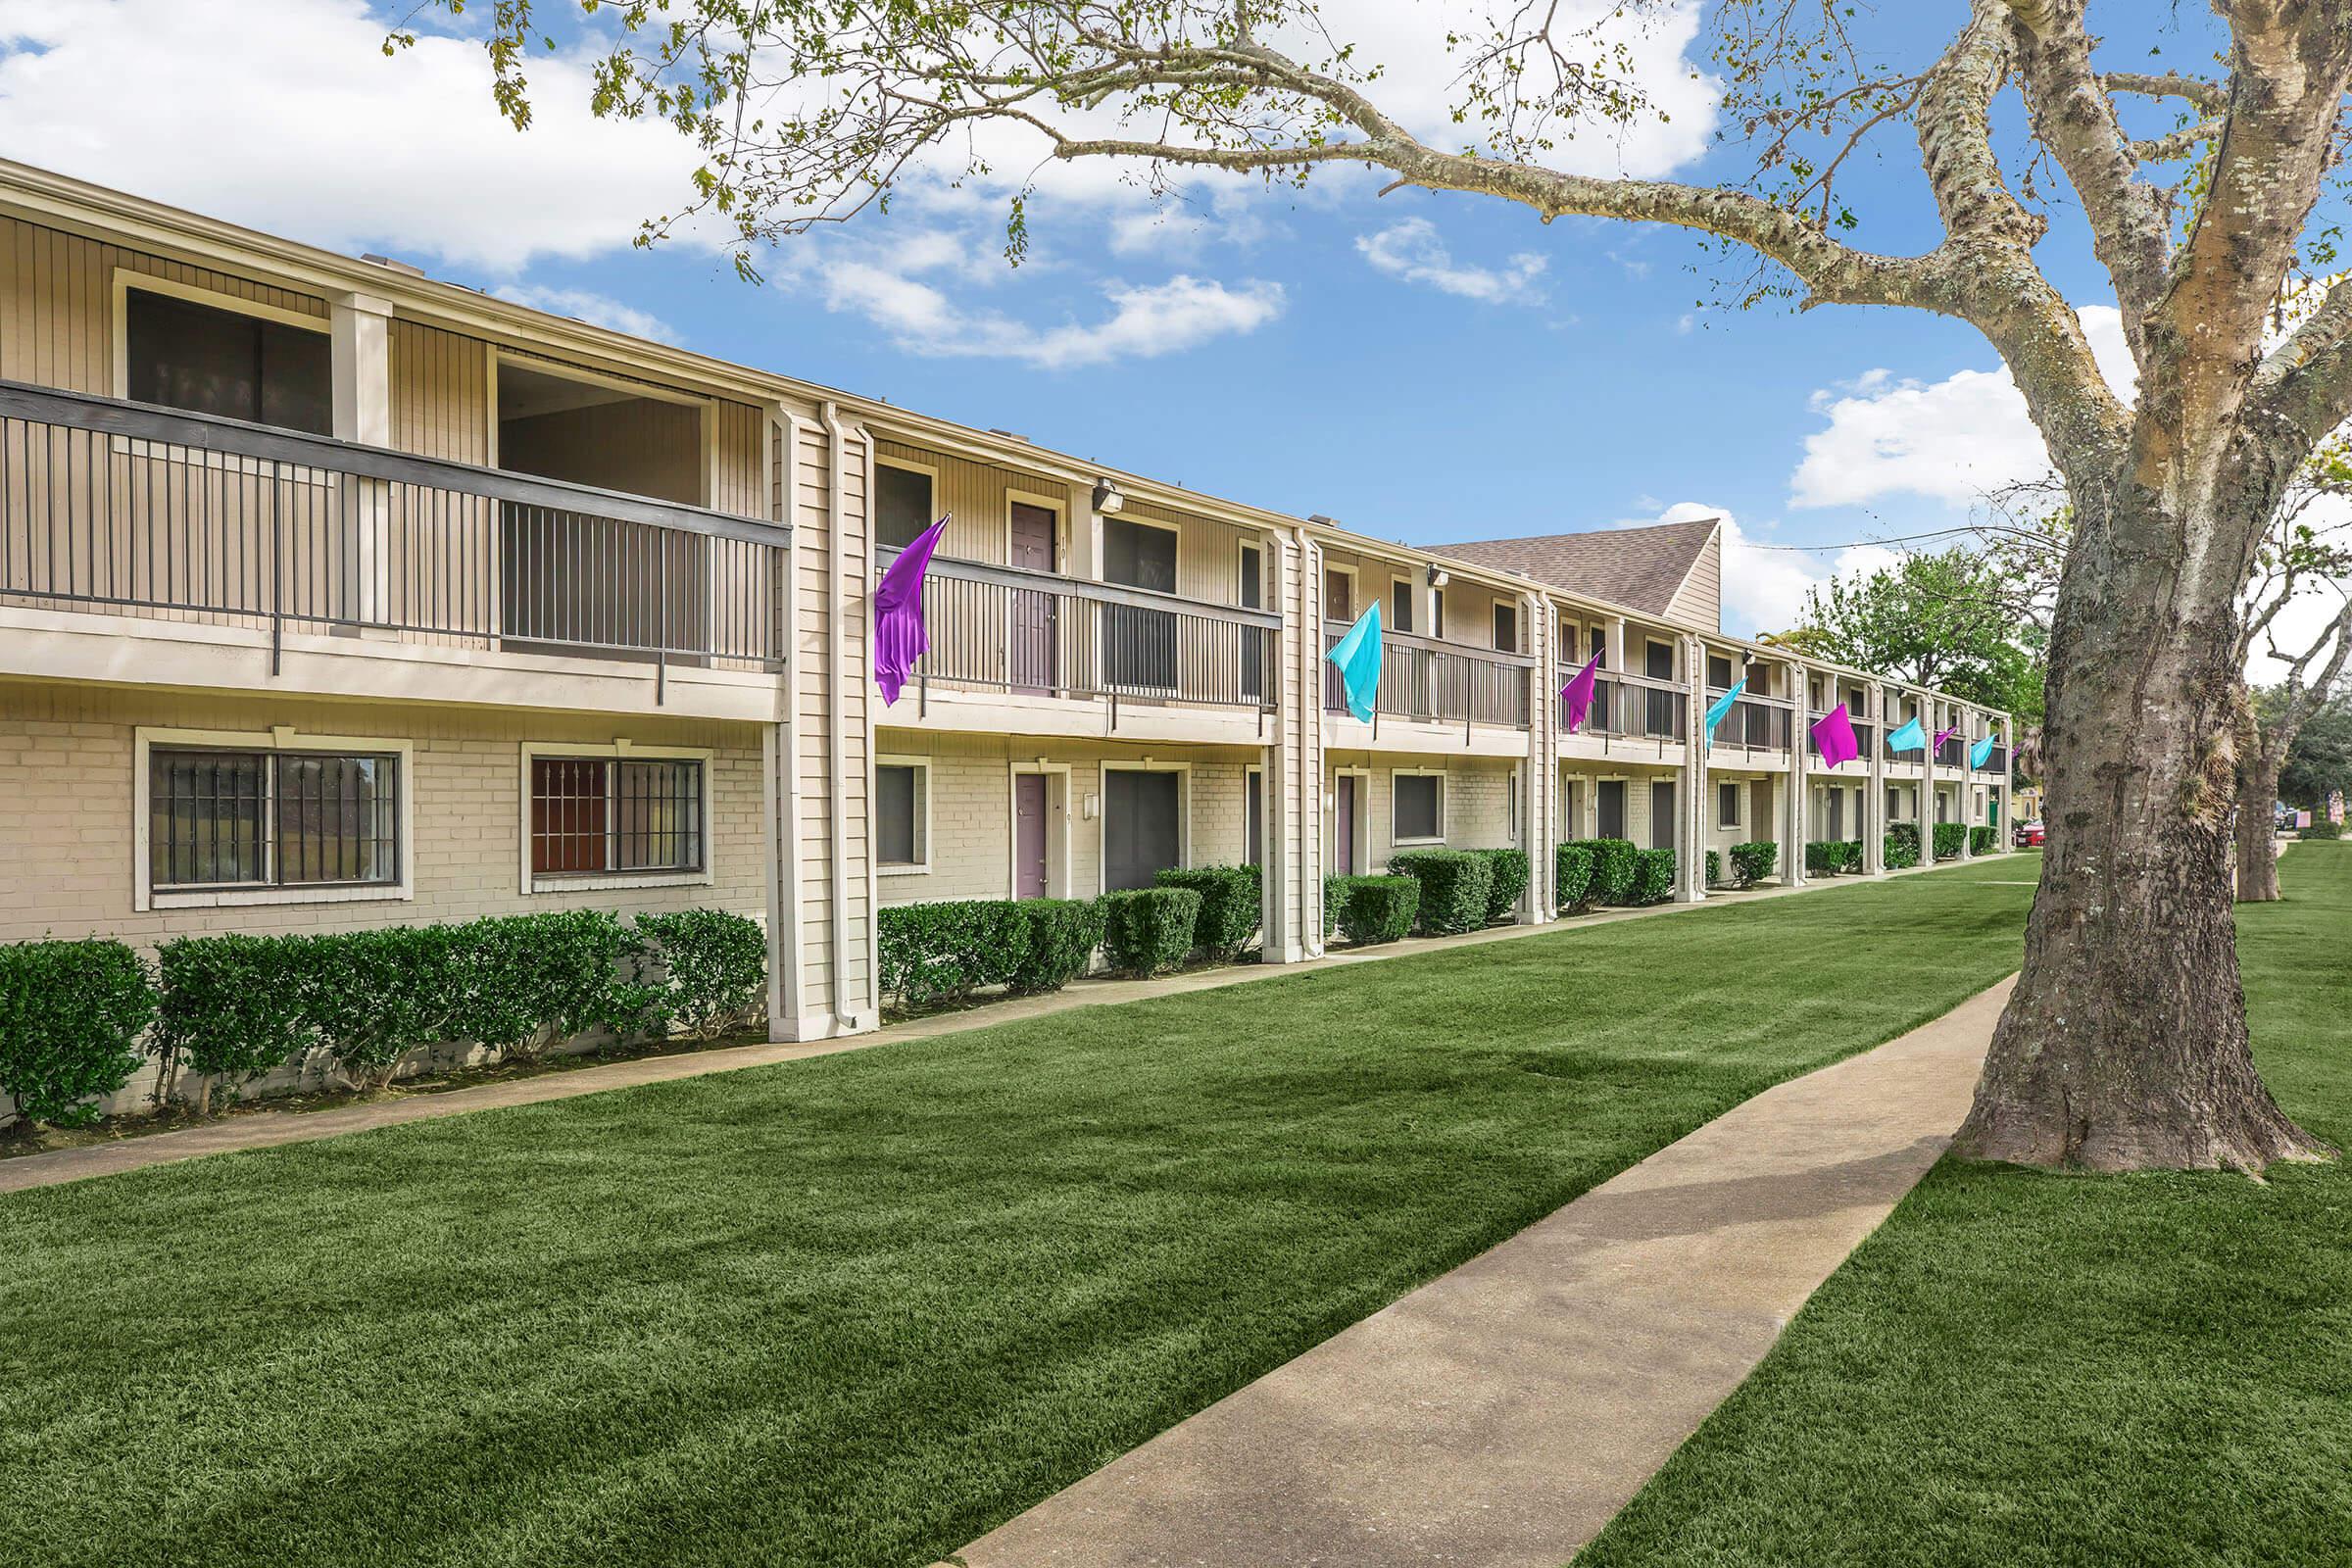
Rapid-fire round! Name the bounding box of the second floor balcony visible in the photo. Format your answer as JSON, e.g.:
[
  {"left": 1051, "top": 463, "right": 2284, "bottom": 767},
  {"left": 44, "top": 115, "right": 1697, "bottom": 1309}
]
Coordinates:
[
  {"left": 1329, "top": 622, "right": 1534, "bottom": 733},
  {"left": 1706, "top": 688, "right": 1795, "bottom": 755},
  {"left": 1560, "top": 667, "right": 1687, "bottom": 747}
]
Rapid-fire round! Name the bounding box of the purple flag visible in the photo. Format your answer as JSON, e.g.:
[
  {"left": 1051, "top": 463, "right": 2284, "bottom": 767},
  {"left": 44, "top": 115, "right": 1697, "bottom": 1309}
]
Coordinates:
[
  {"left": 1811, "top": 703, "right": 1860, "bottom": 770},
  {"left": 874, "top": 514, "right": 950, "bottom": 706},
  {"left": 1561, "top": 652, "right": 1600, "bottom": 733},
  {"left": 1932, "top": 723, "right": 1960, "bottom": 756}
]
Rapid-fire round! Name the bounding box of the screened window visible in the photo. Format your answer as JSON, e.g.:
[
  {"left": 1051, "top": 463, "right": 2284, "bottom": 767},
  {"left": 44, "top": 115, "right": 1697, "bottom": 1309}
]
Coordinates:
[
  {"left": 530, "top": 757, "right": 703, "bottom": 876},
  {"left": 1103, "top": 517, "right": 1177, "bottom": 591},
  {"left": 1391, "top": 579, "right": 1414, "bottom": 633},
  {"left": 1494, "top": 603, "right": 1518, "bottom": 653},
  {"left": 1718, "top": 780, "right": 1741, "bottom": 829},
  {"left": 150, "top": 748, "right": 399, "bottom": 890},
  {"left": 1395, "top": 773, "right": 1444, "bottom": 842},
  {"left": 876, "top": 465, "right": 935, "bottom": 552},
  {"left": 877, "top": 762, "right": 927, "bottom": 867},
  {"left": 1707, "top": 653, "right": 1736, "bottom": 690},
  {"left": 125, "top": 289, "right": 332, "bottom": 435}
]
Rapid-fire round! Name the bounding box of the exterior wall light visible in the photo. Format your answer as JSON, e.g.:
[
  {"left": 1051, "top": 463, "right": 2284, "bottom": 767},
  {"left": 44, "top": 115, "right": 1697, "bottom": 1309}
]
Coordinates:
[
  {"left": 1092, "top": 478, "right": 1125, "bottom": 514},
  {"left": 1426, "top": 564, "right": 1451, "bottom": 588}
]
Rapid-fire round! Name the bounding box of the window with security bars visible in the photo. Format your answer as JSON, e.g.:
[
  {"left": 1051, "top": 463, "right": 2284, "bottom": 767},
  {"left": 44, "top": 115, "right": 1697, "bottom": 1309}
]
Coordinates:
[
  {"left": 149, "top": 749, "right": 400, "bottom": 890},
  {"left": 530, "top": 757, "right": 704, "bottom": 876}
]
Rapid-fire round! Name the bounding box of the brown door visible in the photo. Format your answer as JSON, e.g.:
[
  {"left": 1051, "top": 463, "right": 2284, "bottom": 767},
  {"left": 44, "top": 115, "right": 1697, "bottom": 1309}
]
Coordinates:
[
  {"left": 1009, "top": 502, "right": 1057, "bottom": 694},
  {"left": 1014, "top": 773, "right": 1049, "bottom": 898},
  {"left": 1335, "top": 775, "right": 1357, "bottom": 875},
  {"left": 1750, "top": 779, "right": 1773, "bottom": 844}
]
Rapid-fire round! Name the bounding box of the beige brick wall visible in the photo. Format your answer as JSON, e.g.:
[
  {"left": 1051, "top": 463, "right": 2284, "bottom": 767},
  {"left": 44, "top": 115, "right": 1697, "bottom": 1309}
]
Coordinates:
[
  {"left": 1326, "top": 755, "right": 1520, "bottom": 874},
  {"left": 0, "top": 680, "right": 767, "bottom": 947}
]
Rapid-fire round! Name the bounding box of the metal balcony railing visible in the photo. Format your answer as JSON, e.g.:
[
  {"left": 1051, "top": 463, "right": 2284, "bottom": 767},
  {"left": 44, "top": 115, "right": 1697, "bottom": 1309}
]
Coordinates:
[
  {"left": 1327, "top": 622, "right": 1533, "bottom": 731},
  {"left": 0, "top": 380, "right": 786, "bottom": 698},
  {"left": 1560, "top": 667, "right": 1687, "bottom": 744},
  {"left": 892, "top": 552, "right": 1279, "bottom": 718},
  {"left": 1807, "top": 709, "right": 1877, "bottom": 761},
  {"left": 1706, "top": 688, "right": 1794, "bottom": 753},
  {"left": 1977, "top": 743, "right": 2010, "bottom": 774},
  {"left": 1936, "top": 735, "right": 1967, "bottom": 767}
]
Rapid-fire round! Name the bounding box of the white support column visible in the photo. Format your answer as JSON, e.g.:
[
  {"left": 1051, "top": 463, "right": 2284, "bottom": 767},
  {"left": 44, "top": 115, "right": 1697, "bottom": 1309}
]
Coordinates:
[
  {"left": 764, "top": 408, "right": 809, "bottom": 1041},
  {"left": 1958, "top": 706, "right": 1977, "bottom": 860},
  {"left": 1864, "top": 679, "right": 1887, "bottom": 874},
  {"left": 1523, "top": 592, "right": 1559, "bottom": 923},
  {"left": 331, "top": 290, "right": 393, "bottom": 626},
  {"left": 1785, "top": 659, "right": 1808, "bottom": 886},
  {"left": 1261, "top": 529, "right": 1325, "bottom": 961},
  {"left": 1915, "top": 691, "right": 1935, "bottom": 866},
  {"left": 1678, "top": 633, "right": 1708, "bottom": 902}
]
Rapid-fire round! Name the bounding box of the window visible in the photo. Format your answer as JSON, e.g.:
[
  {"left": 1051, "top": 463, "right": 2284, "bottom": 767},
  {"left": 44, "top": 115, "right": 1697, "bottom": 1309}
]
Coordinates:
[
  {"left": 877, "top": 761, "right": 928, "bottom": 869},
  {"left": 530, "top": 757, "right": 703, "bottom": 876},
  {"left": 1104, "top": 768, "right": 1183, "bottom": 891},
  {"left": 1395, "top": 772, "right": 1444, "bottom": 843},
  {"left": 1650, "top": 780, "right": 1677, "bottom": 852},
  {"left": 1246, "top": 767, "right": 1264, "bottom": 866},
  {"left": 1238, "top": 544, "right": 1263, "bottom": 610},
  {"left": 1432, "top": 587, "right": 1446, "bottom": 637},
  {"left": 876, "top": 464, "right": 935, "bottom": 552},
  {"left": 1717, "top": 780, "right": 1741, "bottom": 830},
  {"left": 1707, "top": 653, "right": 1736, "bottom": 690},
  {"left": 124, "top": 288, "right": 331, "bottom": 435},
  {"left": 1508, "top": 770, "right": 1522, "bottom": 844},
  {"left": 1391, "top": 578, "right": 1415, "bottom": 634},
  {"left": 1324, "top": 567, "right": 1353, "bottom": 621},
  {"left": 1104, "top": 516, "right": 1178, "bottom": 591},
  {"left": 1494, "top": 603, "right": 1519, "bottom": 653},
  {"left": 150, "top": 747, "right": 398, "bottom": 890},
  {"left": 1589, "top": 625, "right": 1606, "bottom": 664}
]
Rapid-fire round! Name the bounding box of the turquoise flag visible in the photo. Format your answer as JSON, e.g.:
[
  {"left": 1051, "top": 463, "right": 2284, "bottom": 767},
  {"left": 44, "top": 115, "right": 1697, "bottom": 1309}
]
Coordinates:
[
  {"left": 1886, "top": 716, "right": 1927, "bottom": 753},
  {"left": 1702, "top": 678, "right": 1746, "bottom": 748},
  {"left": 1326, "top": 601, "right": 1384, "bottom": 723},
  {"left": 1970, "top": 733, "right": 1997, "bottom": 768}
]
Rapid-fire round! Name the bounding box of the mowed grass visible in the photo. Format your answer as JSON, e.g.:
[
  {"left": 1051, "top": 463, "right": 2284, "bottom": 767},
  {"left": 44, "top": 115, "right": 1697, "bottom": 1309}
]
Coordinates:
[
  {"left": 1581, "top": 841, "right": 2352, "bottom": 1568},
  {"left": 0, "top": 863, "right": 2034, "bottom": 1568}
]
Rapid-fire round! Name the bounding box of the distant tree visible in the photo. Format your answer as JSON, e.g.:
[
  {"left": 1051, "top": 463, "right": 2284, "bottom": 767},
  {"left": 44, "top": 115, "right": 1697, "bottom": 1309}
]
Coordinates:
[
  {"left": 2278, "top": 697, "right": 2352, "bottom": 810},
  {"left": 1797, "top": 550, "right": 2034, "bottom": 712}
]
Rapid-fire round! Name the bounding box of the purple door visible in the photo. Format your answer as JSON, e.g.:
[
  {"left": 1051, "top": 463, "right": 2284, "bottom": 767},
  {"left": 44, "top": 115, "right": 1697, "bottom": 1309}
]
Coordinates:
[
  {"left": 1335, "top": 775, "right": 1357, "bottom": 876},
  {"left": 1009, "top": 502, "right": 1056, "bottom": 694},
  {"left": 1014, "top": 773, "right": 1049, "bottom": 898}
]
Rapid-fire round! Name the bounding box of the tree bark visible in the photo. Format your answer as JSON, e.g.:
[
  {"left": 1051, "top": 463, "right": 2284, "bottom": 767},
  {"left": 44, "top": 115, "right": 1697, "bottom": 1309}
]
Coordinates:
[
  {"left": 2236, "top": 747, "right": 2284, "bottom": 904},
  {"left": 1954, "top": 483, "right": 2331, "bottom": 1171}
]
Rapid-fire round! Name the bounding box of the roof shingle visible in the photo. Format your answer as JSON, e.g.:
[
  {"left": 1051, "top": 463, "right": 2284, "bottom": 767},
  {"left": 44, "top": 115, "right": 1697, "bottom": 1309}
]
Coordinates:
[{"left": 1428, "top": 518, "right": 1721, "bottom": 625}]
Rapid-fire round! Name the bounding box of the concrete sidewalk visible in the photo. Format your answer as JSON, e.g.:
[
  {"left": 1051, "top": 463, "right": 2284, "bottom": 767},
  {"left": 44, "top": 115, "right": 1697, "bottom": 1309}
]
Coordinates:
[
  {"left": 0, "top": 858, "right": 1984, "bottom": 1196},
  {"left": 951, "top": 975, "right": 2014, "bottom": 1568}
]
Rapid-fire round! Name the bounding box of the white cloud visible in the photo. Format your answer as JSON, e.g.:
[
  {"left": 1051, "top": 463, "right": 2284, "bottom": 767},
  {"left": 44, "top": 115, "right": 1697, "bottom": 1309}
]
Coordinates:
[
  {"left": 492, "top": 285, "right": 678, "bottom": 343},
  {"left": 0, "top": 0, "right": 695, "bottom": 274},
  {"left": 1790, "top": 306, "right": 2134, "bottom": 509},
  {"left": 1356, "top": 220, "right": 1547, "bottom": 303},
  {"left": 820, "top": 263, "right": 1284, "bottom": 369},
  {"left": 1630, "top": 501, "right": 1900, "bottom": 637}
]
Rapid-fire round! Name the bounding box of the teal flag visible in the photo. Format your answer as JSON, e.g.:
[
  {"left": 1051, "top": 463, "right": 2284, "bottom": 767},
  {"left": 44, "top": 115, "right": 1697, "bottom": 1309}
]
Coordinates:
[
  {"left": 1886, "top": 716, "right": 1926, "bottom": 753},
  {"left": 1326, "top": 601, "right": 1384, "bottom": 723},
  {"left": 1971, "top": 733, "right": 1997, "bottom": 768},
  {"left": 1702, "top": 678, "right": 1746, "bottom": 748}
]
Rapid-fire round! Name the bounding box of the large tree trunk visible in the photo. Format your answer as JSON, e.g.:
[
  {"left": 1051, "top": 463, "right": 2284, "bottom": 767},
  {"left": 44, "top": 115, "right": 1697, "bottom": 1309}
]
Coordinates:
[
  {"left": 2236, "top": 741, "right": 2284, "bottom": 904},
  {"left": 1954, "top": 483, "right": 2330, "bottom": 1171}
]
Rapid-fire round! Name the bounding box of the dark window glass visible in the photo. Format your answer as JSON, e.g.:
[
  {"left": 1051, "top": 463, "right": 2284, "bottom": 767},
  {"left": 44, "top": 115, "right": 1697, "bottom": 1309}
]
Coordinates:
[
  {"left": 1718, "top": 781, "right": 1740, "bottom": 828},
  {"left": 1650, "top": 780, "right": 1676, "bottom": 851},
  {"left": 125, "top": 290, "right": 331, "bottom": 435},
  {"left": 274, "top": 754, "right": 398, "bottom": 885},
  {"left": 1432, "top": 588, "right": 1446, "bottom": 637},
  {"left": 1494, "top": 603, "right": 1518, "bottom": 653},
  {"left": 876, "top": 466, "right": 934, "bottom": 552},
  {"left": 1104, "top": 519, "right": 1179, "bottom": 689},
  {"left": 1246, "top": 771, "right": 1264, "bottom": 866},
  {"left": 1391, "top": 579, "right": 1414, "bottom": 634},
  {"left": 1104, "top": 769, "right": 1181, "bottom": 891},
  {"left": 150, "top": 748, "right": 396, "bottom": 889},
  {"left": 1645, "top": 641, "right": 1675, "bottom": 680},
  {"left": 1238, "top": 545, "right": 1263, "bottom": 610},
  {"left": 1589, "top": 625, "right": 1606, "bottom": 664},
  {"left": 877, "top": 764, "right": 921, "bottom": 865},
  {"left": 1597, "top": 779, "right": 1627, "bottom": 840},
  {"left": 1395, "top": 773, "right": 1443, "bottom": 841},
  {"left": 1103, "top": 518, "right": 1177, "bottom": 591},
  {"left": 530, "top": 758, "right": 702, "bottom": 875},
  {"left": 1707, "top": 653, "right": 1735, "bottom": 690}
]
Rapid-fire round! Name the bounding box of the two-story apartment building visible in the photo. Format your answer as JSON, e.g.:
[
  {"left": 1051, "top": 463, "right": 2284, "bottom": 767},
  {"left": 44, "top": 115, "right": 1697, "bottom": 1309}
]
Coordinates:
[{"left": 0, "top": 159, "right": 2013, "bottom": 1076}]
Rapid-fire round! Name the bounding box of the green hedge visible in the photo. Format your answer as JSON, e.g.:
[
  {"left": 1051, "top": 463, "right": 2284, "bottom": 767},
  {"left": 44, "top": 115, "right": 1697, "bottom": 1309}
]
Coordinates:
[
  {"left": 1554, "top": 842, "right": 1596, "bottom": 911},
  {"left": 1933, "top": 822, "right": 1966, "bottom": 860},
  {"left": 1631, "top": 847, "right": 1677, "bottom": 905},
  {"left": 0, "top": 939, "right": 157, "bottom": 1129},
  {"left": 157, "top": 934, "right": 320, "bottom": 1113},
  {"left": 1469, "top": 847, "right": 1531, "bottom": 924},
  {"left": 1565, "top": 838, "right": 1639, "bottom": 905},
  {"left": 1806, "top": 839, "right": 1862, "bottom": 875},
  {"left": 300, "top": 924, "right": 472, "bottom": 1091},
  {"left": 1728, "top": 840, "right": 1779, "bottom": 888},
  {"left": 2299, "top": 820, "right": 2342, "bottom": 840},
  {"left": 1101, "top": 887, "right": 1201, "bottom": 976},
  {"left": 1704, "top": 849, "right": 1723, "bottom": 888},
  {"left": 1329, "top": 874, "right": 1419, "bottom": 946},
  {"left": 1012, "top": 899, "right": 1106, "bottom": 994},
  {"left": 1389, "top": 849, "right": 1495, "bottom": 936},
  {"left": 878, "top": 900, "right": 1036, "bottom": 1009},
  {"left": 453, "top": 911, "right": 659, "bottom": 1062},
  {"left": 636, "top": 909, "right": 767, "bottom": 1041},
  {"left": 1886, "top": 821, "right": 1922, "bottom": 869},
  {"left": 1968, "top": 825, "right": 2000, "bottom": 856},
  {"left": 1155, "top": 865, "right": 1261, "bottom": 960}
]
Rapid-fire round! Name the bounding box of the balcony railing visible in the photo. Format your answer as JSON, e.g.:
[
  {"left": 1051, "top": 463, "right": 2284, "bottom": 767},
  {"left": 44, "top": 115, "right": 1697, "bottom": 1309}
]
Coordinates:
[
  {"left": 1560, "top": 667, "right": 1687, "bottom": 745},
  {"left": 1706, "top": 688, "right": 1794, "bottom": 754},
  {"left": 1327, "top": 623, "right": 1533, "bottom": 732},
  {"left": 1807, "top": 709, "right": 1877, "bottom": 762},
  {"left": 0, "top": 380, "right": 786, "bottom": 697},
  {"left": 891, "top": 552, "right": 1279, "bottom": 719},
  {"left": 1977, "top": 743, "right": 2010, "bottom": 774}
]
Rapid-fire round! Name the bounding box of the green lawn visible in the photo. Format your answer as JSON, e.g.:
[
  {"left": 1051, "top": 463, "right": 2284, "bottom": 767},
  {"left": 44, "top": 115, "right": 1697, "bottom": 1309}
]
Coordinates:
[
  {"left": 0, "top": 862, "right": 2034, "bottom": 1568},
  {"left": 1581, "top": 842, "right": 2352, "bottom": 1568}
]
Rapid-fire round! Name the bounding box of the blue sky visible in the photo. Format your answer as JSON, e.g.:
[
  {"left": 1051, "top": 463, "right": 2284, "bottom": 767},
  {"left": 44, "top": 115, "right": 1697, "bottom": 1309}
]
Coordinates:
[{"left": 0, "top": 0, "right": 2224, "bottom": 634}]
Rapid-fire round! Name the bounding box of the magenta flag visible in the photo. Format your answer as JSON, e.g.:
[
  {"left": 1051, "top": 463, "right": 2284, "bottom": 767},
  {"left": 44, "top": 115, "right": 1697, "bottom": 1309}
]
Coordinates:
[
  {"left": 1933, "top": 723, "right": 1960, "bottom": 756},
  {"left": 874, "top": 514, "right": 950, "bottom": 706},
  {"left": 1561, "top": 652, "right": 1601, "bottom": 733},
  {"left": 1811, "top": 703, "right": 1860, "bottom": 769}
]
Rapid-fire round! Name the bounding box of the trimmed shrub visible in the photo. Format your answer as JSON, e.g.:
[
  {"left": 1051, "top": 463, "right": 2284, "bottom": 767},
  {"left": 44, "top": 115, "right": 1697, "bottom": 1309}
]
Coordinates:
[
  {"left": 2300, "top": 820, "right": 2341, "bottom": 840},
  {"left": 1804, "top": 840, "right": 1842, "bottom": 876},
  {"left": 301, "top": 924, "right": 471, "bottom": 1091},
  {"left": 1886, "top": 821, "right": 1923, "bottom": 869},
  {"left": 877, "top": 900, "right": 1036, "bottom": 1010},
  {"left": 1705, "top": 849, "right": 1723, "bottom": 888},
  {"left": 636, "top": 909, "right": 768, "bottom": 1041},
  {"left": 455, "top": 910, "right": 659, "bottom": 1061},
  {"left": 1388, "top": 849, "right": 1495, "bottom": 936},
  {"left": 1011, "top": 898, "right": 1105, "bottom": 994},
  {"left": 1566, "top": 838, "right": 1639, "bottom": 906},
  {"left": 1728, "top": 840, "right": 1779, "bottom": 888},
  {"left": 1156, "top": 865, "right": 1262, "bottom": 959},
  {"left": 1631, "top": 847, "right": 1677, "bottom": 905},
  {"left": 1331, "top": 874, "right": 1419, "bottom": 946},
  {"left": 1101, "top": 887, "right": 1202, "bottom": 976},
  {"left": 1322, "top": 876, "right": 1347, "bottom": 939},
  {"left": 1466, "top": 847, "right": 1531, "bottom": 924},
  {"left": 1554, "top": 842, "right": 1595, "bottom": 911},
  {"left": 1933, "top": 822, "right": 1966, "bottom": 860},
  {"left": 1968, "top": 825, "right": 2000, "bottom": 856},
  {"left": 0, "top": 939, "right": 156, "bottom": 1129},
  {"left": 157, "top": 934, "right": 318, "bottom": 1113}
]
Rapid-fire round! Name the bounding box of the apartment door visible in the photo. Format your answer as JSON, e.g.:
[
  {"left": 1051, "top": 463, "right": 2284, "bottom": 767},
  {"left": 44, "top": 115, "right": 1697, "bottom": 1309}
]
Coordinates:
[
  {"left": 1014, "top": 773, "right": 1050, "bottom": 898},
  {"left": 1104, "top": 517, "right": 1179, "bottom": 692},
  {"left": 1596, "top": 779, "right": 1627, "bottom": 840},
  {"left": 1335, "top": 774, "right": 1359, "bottom": 874},
  {"left": 1650, "top": 780, "right": 1677, "bottom": 851},
  {"left": 1008, "top": 502, "right": 1057, "bottom": 694},
  {"left": 1749, "top": 779, "right": 1773, "bottom": 843},
  {"left": 1246, "top": 770, "right": 1264, "bottom": 866},
  {"left": 1104, "top": 769, "right": 1181, "bottom": 891},
  {"left": 1828, "top": 787, "right": 1845, "bottom": 840}
]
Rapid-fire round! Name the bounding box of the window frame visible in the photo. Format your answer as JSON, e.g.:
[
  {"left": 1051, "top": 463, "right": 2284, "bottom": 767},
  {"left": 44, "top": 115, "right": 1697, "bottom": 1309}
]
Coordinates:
[
  {"left": 135, "top": 727, "right": 414, "bottom": 911},
  {"left": 874, "top": 456, "right": 943, "bottom": 554},
  {"left": 1391, "top": 767, "right": 1446, "bottom": 847},
  {"left": 516, "top": 741, "right": 715, "bottom": 895},
  {"left": 1717, "top": 779, "right": 1743, "bottom": 831},
  {"left": 1494, "top": 601, "right": 1519, "bottom": 654},
  {"left": 1390, "top": 576, "right": 1415, "bottom": 635},
  {"left": 113, "top": 271, "right": 333, "bottom": 428},
  {"left": 875, "top": 755, "right": 932, "bottom": 876}
]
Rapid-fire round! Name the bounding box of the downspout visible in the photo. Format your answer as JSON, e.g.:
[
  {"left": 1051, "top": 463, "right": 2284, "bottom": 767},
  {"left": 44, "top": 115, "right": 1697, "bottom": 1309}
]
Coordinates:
[{"left": 821, "top": 400, "right": 852, "bottom": 1031}]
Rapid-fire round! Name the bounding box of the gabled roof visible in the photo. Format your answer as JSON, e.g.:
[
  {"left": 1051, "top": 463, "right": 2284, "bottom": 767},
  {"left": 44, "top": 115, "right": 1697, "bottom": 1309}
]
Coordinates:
[{"left": 1428, "top": 517, "right": 1723, "bottom": 628}]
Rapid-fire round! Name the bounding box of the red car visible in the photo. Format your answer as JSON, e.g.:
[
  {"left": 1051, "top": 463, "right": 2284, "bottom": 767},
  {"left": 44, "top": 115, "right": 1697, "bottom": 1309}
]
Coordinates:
[{"left": 2014, "top": 819, "right": 2046, "bottom": 848}]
